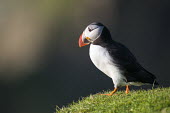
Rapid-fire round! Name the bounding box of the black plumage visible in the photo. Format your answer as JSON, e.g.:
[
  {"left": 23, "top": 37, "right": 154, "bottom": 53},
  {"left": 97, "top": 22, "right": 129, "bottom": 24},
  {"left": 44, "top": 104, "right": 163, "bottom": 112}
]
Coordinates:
[{"left": 92, "top": 22, "right": 158, "bottom": 85}]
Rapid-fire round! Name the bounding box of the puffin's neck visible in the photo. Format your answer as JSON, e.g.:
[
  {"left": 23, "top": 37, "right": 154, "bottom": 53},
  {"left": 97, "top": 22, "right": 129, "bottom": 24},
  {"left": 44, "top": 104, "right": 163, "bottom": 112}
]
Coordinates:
[{"left": 92, "top": 27, "right": 114, "bottom": 47}]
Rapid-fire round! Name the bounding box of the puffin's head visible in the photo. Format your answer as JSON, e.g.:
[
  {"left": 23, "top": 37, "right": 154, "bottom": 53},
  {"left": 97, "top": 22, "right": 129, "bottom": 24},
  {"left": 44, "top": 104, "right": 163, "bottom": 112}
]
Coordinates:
[{"left": 78, "top": 22, "right": 104, "bottom": 47}]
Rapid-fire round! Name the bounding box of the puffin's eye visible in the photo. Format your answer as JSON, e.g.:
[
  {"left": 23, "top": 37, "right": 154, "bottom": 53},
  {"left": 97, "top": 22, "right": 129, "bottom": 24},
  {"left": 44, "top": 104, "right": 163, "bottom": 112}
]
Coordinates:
[
  {"left": 88, "top": 27, "right": 98, "bottom": 32},
  {"left": 88, "top": 27, "right": 92, "bottom": 32}
]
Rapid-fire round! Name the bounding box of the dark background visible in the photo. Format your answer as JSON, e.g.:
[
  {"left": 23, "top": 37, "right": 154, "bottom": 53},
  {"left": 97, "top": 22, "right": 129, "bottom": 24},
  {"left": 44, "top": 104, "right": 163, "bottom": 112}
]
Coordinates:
[{"left": 0, "top": 0, "right": 170, "bottom": 113}]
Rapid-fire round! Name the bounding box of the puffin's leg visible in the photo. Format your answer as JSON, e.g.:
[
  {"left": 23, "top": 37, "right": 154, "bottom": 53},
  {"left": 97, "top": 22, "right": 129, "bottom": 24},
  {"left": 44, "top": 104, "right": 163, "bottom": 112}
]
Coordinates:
[
  {"left": 100, "top": 88, "right": 118, "bottom": 96},
  {"left": 125, "top": 85, "right": 129, "bottom": 94}
]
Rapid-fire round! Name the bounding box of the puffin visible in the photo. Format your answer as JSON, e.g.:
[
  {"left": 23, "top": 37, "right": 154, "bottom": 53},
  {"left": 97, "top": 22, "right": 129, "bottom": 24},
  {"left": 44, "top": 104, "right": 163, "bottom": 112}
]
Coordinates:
[{"left": 78, "top": 22, "right": 158, "bottom": 96}]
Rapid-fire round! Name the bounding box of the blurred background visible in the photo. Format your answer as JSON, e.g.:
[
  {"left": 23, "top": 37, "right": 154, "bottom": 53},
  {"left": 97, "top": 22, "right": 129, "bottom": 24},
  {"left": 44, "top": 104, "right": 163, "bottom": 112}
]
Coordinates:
[{"left": 0, "top": 0, "right": 170, "bottom": 113}]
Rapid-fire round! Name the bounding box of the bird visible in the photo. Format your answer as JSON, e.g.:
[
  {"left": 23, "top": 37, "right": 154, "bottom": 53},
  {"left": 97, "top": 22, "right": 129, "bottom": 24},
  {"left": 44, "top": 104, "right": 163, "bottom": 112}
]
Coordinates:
[{"left": 78, "top": 22, "right": 158, "bottom": 96}]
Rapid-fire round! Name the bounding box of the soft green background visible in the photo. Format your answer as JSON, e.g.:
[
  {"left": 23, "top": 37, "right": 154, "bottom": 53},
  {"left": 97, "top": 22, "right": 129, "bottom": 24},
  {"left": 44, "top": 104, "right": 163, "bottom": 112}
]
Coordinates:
[{"left": 0, "top": 0, "right": 170, "bottom": 113}]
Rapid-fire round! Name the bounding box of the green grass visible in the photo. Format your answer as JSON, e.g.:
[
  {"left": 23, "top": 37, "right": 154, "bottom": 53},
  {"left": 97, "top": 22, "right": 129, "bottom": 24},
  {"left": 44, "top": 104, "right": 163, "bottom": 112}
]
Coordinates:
[{"left": 56, "top": 87, "right": 170, "bottom": 113}]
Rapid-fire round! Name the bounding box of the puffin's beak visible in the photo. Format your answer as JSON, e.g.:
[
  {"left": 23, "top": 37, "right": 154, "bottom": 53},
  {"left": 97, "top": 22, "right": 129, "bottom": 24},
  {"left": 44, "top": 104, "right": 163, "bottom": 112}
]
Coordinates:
[{"left": 78, "top": 33, "right": 90, "bottom": 47}]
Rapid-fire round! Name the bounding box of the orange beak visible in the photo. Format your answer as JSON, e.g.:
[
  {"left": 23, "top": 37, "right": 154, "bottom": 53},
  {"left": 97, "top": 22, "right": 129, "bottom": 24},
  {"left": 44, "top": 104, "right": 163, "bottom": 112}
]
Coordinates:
[{"left": 78, "top": 33, "right": 89, "bottom": 47}]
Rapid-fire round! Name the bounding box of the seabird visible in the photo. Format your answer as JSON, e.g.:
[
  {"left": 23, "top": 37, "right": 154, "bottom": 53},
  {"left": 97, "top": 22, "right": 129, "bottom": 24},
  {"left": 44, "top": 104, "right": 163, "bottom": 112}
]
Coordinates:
[{"left": 78, "top": 22, "right": 158, "bottom": 95}]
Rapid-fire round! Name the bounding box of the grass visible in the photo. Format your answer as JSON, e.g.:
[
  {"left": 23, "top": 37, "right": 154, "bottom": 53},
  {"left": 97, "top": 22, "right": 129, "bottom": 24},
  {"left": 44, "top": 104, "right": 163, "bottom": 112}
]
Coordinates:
[{"left": 56, "top": 87, "right": 170, "bottom": 113}]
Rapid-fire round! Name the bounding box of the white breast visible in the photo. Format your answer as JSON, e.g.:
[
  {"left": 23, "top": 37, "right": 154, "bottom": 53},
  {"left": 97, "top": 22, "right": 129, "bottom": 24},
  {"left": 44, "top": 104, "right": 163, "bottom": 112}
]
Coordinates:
[{"left": 89, "top": 44, "right": 127, "bottom": 87}]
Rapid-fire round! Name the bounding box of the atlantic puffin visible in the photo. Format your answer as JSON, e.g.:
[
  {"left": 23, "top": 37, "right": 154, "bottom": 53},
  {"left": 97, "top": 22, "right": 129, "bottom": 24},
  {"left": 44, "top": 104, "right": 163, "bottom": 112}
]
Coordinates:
[{"left": 78, "top": 22, "right": 158, "bottom": 96}]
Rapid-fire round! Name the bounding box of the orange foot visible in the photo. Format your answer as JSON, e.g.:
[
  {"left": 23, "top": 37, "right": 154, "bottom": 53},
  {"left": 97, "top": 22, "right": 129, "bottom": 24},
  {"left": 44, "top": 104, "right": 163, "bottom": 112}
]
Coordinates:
[
  {"left": 99, "top": 88, "right": 118, "bottom": 96},
  {"left": 99, "top": 85, "right": 130, "bottom": 96},
  {"left": 125, "top": 85, "right": 130, "bottom": 94}
]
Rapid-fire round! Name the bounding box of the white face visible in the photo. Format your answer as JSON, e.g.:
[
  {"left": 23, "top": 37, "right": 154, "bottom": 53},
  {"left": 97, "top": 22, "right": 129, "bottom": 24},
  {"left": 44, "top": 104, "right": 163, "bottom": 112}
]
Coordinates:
[{"left": 82, "top": 24, "right": 104, "bottom": 43}]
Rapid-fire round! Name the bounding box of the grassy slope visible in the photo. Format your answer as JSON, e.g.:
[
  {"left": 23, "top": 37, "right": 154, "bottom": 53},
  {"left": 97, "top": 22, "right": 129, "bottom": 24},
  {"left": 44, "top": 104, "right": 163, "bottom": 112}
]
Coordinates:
[{"left": 56, "top": 87, "right": 170, "bottom": 113}]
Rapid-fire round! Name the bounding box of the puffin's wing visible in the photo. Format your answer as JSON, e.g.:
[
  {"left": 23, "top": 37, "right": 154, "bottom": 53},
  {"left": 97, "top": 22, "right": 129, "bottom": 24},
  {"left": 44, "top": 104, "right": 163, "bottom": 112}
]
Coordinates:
[
  {"left": 107, "top": 42, "right": 141, "bottom": 73},
  {"left": 107, "top": 42, "right": 157, "bottom": 84}
]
